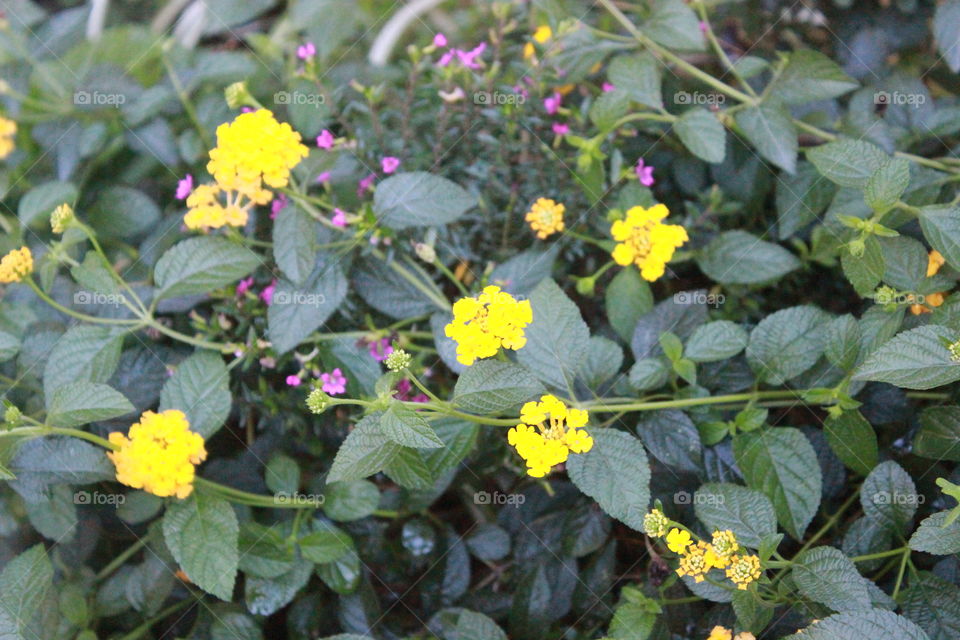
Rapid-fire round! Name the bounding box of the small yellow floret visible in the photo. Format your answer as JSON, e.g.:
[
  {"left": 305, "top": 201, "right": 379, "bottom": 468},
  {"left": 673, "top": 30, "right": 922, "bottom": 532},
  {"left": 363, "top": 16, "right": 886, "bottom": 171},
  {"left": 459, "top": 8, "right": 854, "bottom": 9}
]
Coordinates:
[
  {"left": 444, "top": 285, "right": 532, "bottom": 365},
  {"left": 507, "top": 394, "right": 592, "bottom": 477},
  {"left": 610, "top": 204, "right": 688, "bottom": 281},
  {"left": 725, "top": 553, "right": 762, "bottom": 590},
  {"left": 707, "top": 627, "right": 732, "bottom": 640},
  {"left": 0, "top": 246, "right": 32, "bottom": 283},
  {"left": 0, "top": 116, "right": 16, "bottom": 159},
  {"left": 525, "top": 197, "right": 565, "bottom": 239}
]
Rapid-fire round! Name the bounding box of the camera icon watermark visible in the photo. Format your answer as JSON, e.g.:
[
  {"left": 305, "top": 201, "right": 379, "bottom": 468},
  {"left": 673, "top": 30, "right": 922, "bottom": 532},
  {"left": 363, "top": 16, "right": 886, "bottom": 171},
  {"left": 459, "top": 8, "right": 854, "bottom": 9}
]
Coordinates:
[
  {"left": 673, "top": 291, "right": 725, "bottom": 308},
  {"left": 273, "top": 91, "right": 325, "bottom": 108},
  {"left": 73, "top": 90, "right": 126, "bottom": 107},
  {"left": 874, "top": 290, "right": 923, "bottom": 306},
  {"left": 74, "top": 490, "right": 125, "bottom": 506},
  {"left": 874, "top": 91, "right": 926, "bottom": 107},
  {"left": 274, "top": 491, "right": 325, "bottom": 505},
  {"left": 74, "top": 291, "right": 128, "bottom": 307},
  {"left": 674, "top": 491, "right": 725, "bottom": 506},
  {"left": 474, "top": 490, "right": 525, "bottom": 507},
  {"left": 473, "top": 91, "right": 527, "bottom": 106},
  {"left": 674, "top": 91, "right": 725, "bottom": 106},
  {"left": 271, "top": 291, "right": 327, "bottom": 307},
  {"left": 871, "top": 491, "right": 925, "bottom": 506}
]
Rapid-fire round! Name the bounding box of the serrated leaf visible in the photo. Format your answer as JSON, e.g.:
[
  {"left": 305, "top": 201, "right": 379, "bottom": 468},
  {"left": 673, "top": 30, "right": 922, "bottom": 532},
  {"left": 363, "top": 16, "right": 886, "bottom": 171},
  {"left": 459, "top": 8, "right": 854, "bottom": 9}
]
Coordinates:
[
  {"left": 606, "top": 267, "right": 653, "bottom": 343},
  {"left": 685, "top": 321, "right": 748, "bottom": 362},
  {"left": 842, "top": 236, "right": 885, "bottom": 296},
  {"left": 567, "top": 429, "right": 650, "bottom": 531},
  {"left": 770, "top": 50, "right": 858, "bottom": 104},
  {"left": 322, "top": 479, "right": 380, "bottom": 521},
  {"left": 267, "top": 255, "right": 347, "bottom": 354},
  {"left": 807, "top": 139, "right": 889, "bottom": 188},
  {"left": 674, "top": 108, "right": 726, "bottom": 163},
  {"left": 901, "top": 571, "right": 960, "bottom": 640},
  {"left": 825, "top": 314, "right": 861, "bottom": 370},
  {"left": 910, "top": 511, "right": 960, "bottom": 555},
  {"left": 919, "top": 205, "right": 960, "bottom": 272},
  {"left": 327, "top": 413, "right": 402, "bottom": 482},
  {"left": 298, "top": 527, "right": 352, "bottom": 564},
  {"left": 272, "top": 202, "right": 321, "bottom": 284},
  {"left": 824, "top": 411, "right": 877, "bottom": 476},
  {"left": 735, "top": 102, "right": 797, "bottom": 173},
  {"left": 793, "top": 546, "right": 874, "bottom": 612},
  {"left": 861, "top": 461, "right": 918, "bottom": 534},
  {"left": 746, "top": 306, "right": 829, "bottom": 385},
  {"left": 154, "top": 237, "right": 261, "bottom": 300},
  {"left": 159, "top": 351, "right": 231, "bottom": 438},
  {"left": 608, "top": 53, "right": 662, "bottom": 109},
  {"left": 642, "top": 0, "right": 705, "bottom": 51},
  {"left": 18, "top": 180, "right": 77, "bottom": 227},
  {"left": 915, "top": 407, "right": 960, "bottom": 462},
  {"left": 693, "top": 483, "right": 777, "bottom": 549},
  {"left": 453, "top": 360, "right": 545, "bottom": 415},
  {"left": 853, "top": 325, "right": 960, "bottom": 390},
  {"left": 46, "top": 381, "right": 134, "bottom": 427},
  {"left": 864, "top": 157, "right": 910, "bottom": 212},
  {"left": 373, "top": 172, "right": 475, "bottom": 229},
  {"left": 162, "top": 492, "right": 239, "bottom": 600},
  {"left": 516, "top": 279, "right": 590, "bottom": 391},
  {"left": 781, "top": 609, "right": 929, "bottom": 640},
  {"left": 43, "top": 325, "right": 124, "bottom": 401},
  {"left": 698, "top": 230, "right": 800, "bottom": 285},
  {"left": 0, "top": 544, "right": 53, "bottom": 638},
  {"left": 379, "top": 401, "right": 443, "bottom": 448}
]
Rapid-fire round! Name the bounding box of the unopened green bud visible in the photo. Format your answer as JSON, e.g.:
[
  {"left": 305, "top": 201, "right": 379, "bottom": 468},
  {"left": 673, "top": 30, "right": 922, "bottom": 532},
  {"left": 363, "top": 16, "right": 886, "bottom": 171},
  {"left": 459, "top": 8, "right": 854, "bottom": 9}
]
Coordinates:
[
  {"left": 306, "top": 388, "right": 330, "bottom": 414},
  {"left": 3, "top": 404, "right": 20, "bottom": 426},
  {"left": 50, "top": 203, "right": 75, "bottom": 233},
  {"left": 225, "top": 81, "right": 255, "bottom": 109},
  {"left": 385, "top": 348, "right": 412, "bottom": 372}
]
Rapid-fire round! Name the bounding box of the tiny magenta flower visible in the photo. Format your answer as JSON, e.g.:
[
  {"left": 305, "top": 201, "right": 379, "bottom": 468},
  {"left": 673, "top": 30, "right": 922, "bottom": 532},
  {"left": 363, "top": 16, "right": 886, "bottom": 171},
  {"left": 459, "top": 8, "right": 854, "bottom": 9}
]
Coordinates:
[
  {"left": 236, "top": 277, "right": 254, "bottom": 297},
  {"left": 331, "top": 208, "right": 347, "bottom": 227},
  {"left": 320, "top": 368, "right": 347, "bottom": 395},
  {"left": 544, "top": 92, "right": 561, "bottom": 115},
  {"left": 369, "top": 337, "right": 394, "bottom": 361},
  {"left": 316, "top": 129, "right": 335, "bottom": 150},
  {"left": 260, "top": 279, "right": 277, "bottom": 305},
  {"left": 602, "top": 82, "right": 616, "bottom": 92},
  {"left": 176, "top": 174, "right": 193, "bottom": 200},
  {"left": 286, "top": 375, "right": 302, "bottom": 387},
  {"left": 552, "top": 122, "right": 569, "bottom": 135},
  {"left": 270, "top": 193, "right": 288, "bottom": 218},
  {"left": 315, "top": 171, "right": 331, "bottom": 183},
  {"left": 381, "top": 156, "right": 400, "bottom": 174},
  {"left": 297, "top": 42, "right": 316, "bottom": 60},
  {"left": 357, "top": 172, "right": 377, "bottom": 196},
  {"left": 433, "top": 33, "right": 447, "bottom": 47},
  {"left": 635, "top": 158, "right": 655, "bottom": 187}
]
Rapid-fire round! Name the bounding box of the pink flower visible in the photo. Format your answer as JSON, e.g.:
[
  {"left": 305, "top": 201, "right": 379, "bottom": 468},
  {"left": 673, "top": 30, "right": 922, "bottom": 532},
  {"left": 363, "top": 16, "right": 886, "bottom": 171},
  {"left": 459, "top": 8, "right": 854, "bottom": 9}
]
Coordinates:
[
  {"left": 260, "top": 279, "right": 277, "bottom": 305},
  {"left": 297, "top": 42, "right": 316, "bottom": 60},
  {"left": 286, "top": 375, "right": 302, "bottom": 387},
  {"left": 369, "top": 337, "right": 394, "bottom": 362},
  {"left": 458, "top": 42, "right": 486, "bottom": 69},
  {"left": 437, "top": 49, "right": 456, "bottom": 67},
  {"left": 315, "top": 171, "right": 331, "bottom": 184},
  {"left": 552, "top": 122, "right": 569, "bottom": 135},
  {"left": 331, "top": 208, "right": 347, "bottom": 227},
  {"left": 544, "top": 92, "right": 562, "bottom": 115},
  {"left": 316, "top": 129, "right": 335, "bottom": 150},
  {"left": 602, "top": 82, "right": 616, "bottom": 92},
  {"left": 635, "top": 158, "right": 655, "bottom": 187},
  {"left": 381, "top": 156, "right": 400, "bottom": 174},
  {"left": 433, "top": 33, "right": 447, "bottom": 47},
  {"left": 175, "top": 174, "right": 193, "bottom": 200},
  {"left": 357, "top": 173, "right": 377, "bottom": 196},
  {"left": 320, "top": 368, "right": 347, "bottom": 395},
  {"left": 270, "top": 193, "right": 288, "bottom": 219},
  {"left": 241, "top": 107, "right": 254, "bottom": 113},
  {"left": 394, "top": 379, "right": 428, "bottom": 403},
  {"left": 236, "top": 277, "right": 254, "bottom": 297},
  {"left": 698, "top": 21, "right": 708, "bottom": 34}
]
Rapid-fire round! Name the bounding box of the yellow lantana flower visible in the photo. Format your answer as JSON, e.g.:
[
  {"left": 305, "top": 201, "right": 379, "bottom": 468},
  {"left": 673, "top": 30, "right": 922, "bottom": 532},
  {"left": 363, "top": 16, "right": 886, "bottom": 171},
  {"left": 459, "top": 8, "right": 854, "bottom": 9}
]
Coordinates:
[
  {"left": 108, "top": 410, "right": 208, "bottom": 499},
  {"left": 0, "top": 116, "right": 16, "bottom": 159},
  {"left": 725, "top": 553, "right": 762, "bottom": 590},
  {"left": 524, "top": 25, "right": 552, "bottom": 59},
  {"left": 665, "top": 527, "right": 691, "bottom": 554},
  {"left": 610, "top": 204, "right": 688, "bottom": 281},
  {"left": 911, "top": 249, "right": 949, "bottom": 315},
  {"left": 444, "top": 285, "right": 533, "bottom": 365},
  {"left": 0, "top": 246, "right": 33, "bottom": 283},
  {"left": 677, "top": 540, "right": 714, "bottom": 582},
  {"left": 709, "top": 530, "right": 740, "bottom": 568},
  {"left": 183, "top": 182, "right": 265, "bottom": 230},
  {"left": 707, "top": 627, "right": 732, "bottom": 640},
  {"left": 507, "top": 394, "right": 591, "bottom": 477},
  {"left": 525, "top": 197, "right": 565, "bottom": 239}
]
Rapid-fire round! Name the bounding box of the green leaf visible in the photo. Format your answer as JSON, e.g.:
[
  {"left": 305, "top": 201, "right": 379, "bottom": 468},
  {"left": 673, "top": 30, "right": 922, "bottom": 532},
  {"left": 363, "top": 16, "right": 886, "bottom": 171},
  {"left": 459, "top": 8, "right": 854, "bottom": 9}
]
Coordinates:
[
  {"left": 824, "top": 411, "right": 878, "bottom": 476},
  {"left": 627, "top": 357, "right": 669, "bottom": 391},
  {"left": 902, "top": 572, "right": 960, "bottom": 640},
  {"left": 636, "top": 410, "right": 701, "bottom": 474},
  {"left": 732, "top": 590, "right": 774, "bottom": 634},
  {"left": 154, "top": 237, "right": 261, "bottom": 300},
  {"left": 264, "top": 454, "right": 299, "bottom": 496},
  {"left": 87, "top": 186, "right": 160, "bottom": 240},
  {"left": 746, "top": 305, "right": 829, "bottom": 385},
  {"left": 159, "top": 351, "right": 232, "bottom": 438},
  {"left": 608, "top": 53, "right": 662, "bottom": 109},
  {"left": 910, "top": 511, "right": 960, "bottom": 555},
  {"left": 734, "top": 427, "right": 822, "bottom": 540},
  {"left": 693, "top": 482, "right": 777, "bottom": 549},
  {"left": 769, "top": 50, "right": 858, "bottom": 104},
  {"left": 919, "top": 205, "right": 960, "bottom": 272},
  {"left": 567, "top": 429, "right": 651, "bottom": 531},
  {"left": 915, "top": 407, "right": 960, "bottom": 462},
  {"left": 781, "top": 609, "right": 928, "bottom": 640},
  {"left": 674, "top": 108, "right": 726, "bottom": 163},
  {"left": 353, "top": 256, "right": 446, "bottom": 319},
  {"left": 516, "top": 279, "right": 590, "bottom": 391},
  {"left": 577, "top": 335, "right": 624, "bottom": 387},
  {"left": 298, "top": 526, "right": 352, "bottom": 564},
  {"left": 684, "top": 320, "right": 748, "bottom": 362},
  {"left": 0, "top": 544, "right": 53, "bottom": 638},
  {"left": 162, "top": 492, "right": 239, "bottom": 600},
  {"left": 245, "top": 562, "right": 312, "bottom": 616},
  {"left": 43, "top": 325, "right": 124, "bottom": 401},
  {"left": 373, "top": 172, "right": 476, "bottom": 229},
  {"left": 853, "top": 325, "right": 960, "bottom": 390},
  {"left": 272, "top": 202, "right": 322, "bottom": 284},
  {"left": 238, "top": 523, "right": 293, "bottom": 579},
  {"left": 379, "top": 401, "right": 444, "bottom": 448},
  {"left": 642, "top": 0, "right": 705, "bottom": 51},
  {"left": 776, "top": 162, "right": 837, "bottom": 240},
  {"left": 589, "top": 89, "right": 631, "bottom": 131},
  {"left": 606, "top": 267, "right": 653, "bottom": 343},
  {"left": 807, "top": 139, "right": 889, "bottom": 188},
  {"left": 322, "top": 479, "right": 380, "bottom": 521},
  {"left": 861, "top": 460, "right": 918, "bottom": 534},
  {"left": 454, "top": 609, "right": 509, "bottom": 640},
  {"left": 793, "top": 546, "right": 874, "bottom": 612},
  {"left": 18, "top": 180, "right": 77, "bottom": 227},
  {"left": 698, "top": 230, "right": 800, "bottom": 285},
  {"left": 825, "top": 315, "right": 861, "bottom": 370},
  {"left": 864, "top": 158, "right": 910, "bottom": 213},
  {"left": 267, "top": 255, "right": 347, "bottom": 353},
  {"left": 453, "top": 360, "right": 545, "bottom": 415},
  {"left": 842, "top": 236, "right": 885, "bottom": 296},
  {"left": 935, "top": 0, "right": 960, "bottom": 73},
  {"left": 8, "top": 438, "right": 113, "bottom": 501},
  {"left": 327, "top": 413, "right": 402, "bottom": 482},
  {"left": 735, "top": 102, "right": 798, "bottom": 173},
  {"left": 46, "top": 381, "right": 134, "bottom": 427}
]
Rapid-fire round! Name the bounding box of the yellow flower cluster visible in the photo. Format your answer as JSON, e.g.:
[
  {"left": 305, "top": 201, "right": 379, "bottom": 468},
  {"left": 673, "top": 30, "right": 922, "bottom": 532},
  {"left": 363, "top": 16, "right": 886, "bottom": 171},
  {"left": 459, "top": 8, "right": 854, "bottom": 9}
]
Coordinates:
[
  {"left": 0, "top": 246, "right": 32, "bottom": 283},
  {"left": 708, "top": 626, "right": 756, "bottom": 640},
  {"left": 525, "top": 197, "right": 565, "bottom": 239},
  {"left": 507, "top": 394, "right": 592, "bottom": 477},
  {"left": 523, "top": 25, "right": 552, "bottom": 59},
  {"left": 650, "top": 519, "right": 762, "bottom": 590},
  {"left": 444, "top": 285, "right": 533, "bottom": 365},
  {"left": 108, "top": 410, "right": 207, "bottom": 499},
  {"left": 610, "top": 204, "right": 688, "bottom": 281},
  {"left": 185, "top": 109, "right": 308, "bottom": 230},
  {"left": 911, "top": 249, "right": 947, "bottom": 315},
  {"left": 0, "top": 116, "right": 15, "bottom": 159}
]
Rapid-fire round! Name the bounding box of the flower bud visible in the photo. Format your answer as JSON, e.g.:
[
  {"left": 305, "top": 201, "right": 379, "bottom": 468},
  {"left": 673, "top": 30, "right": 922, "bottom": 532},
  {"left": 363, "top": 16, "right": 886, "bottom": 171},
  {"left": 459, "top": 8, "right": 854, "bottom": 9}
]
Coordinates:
[
  {"left": 385, "top": 348, "right": 412, "bottom": 372},
  {"left": 306, "top": 388, "right": 330, "bottom": 414},
  {"left": 50, "top": 203, "right": 75, "bottom": 233}
]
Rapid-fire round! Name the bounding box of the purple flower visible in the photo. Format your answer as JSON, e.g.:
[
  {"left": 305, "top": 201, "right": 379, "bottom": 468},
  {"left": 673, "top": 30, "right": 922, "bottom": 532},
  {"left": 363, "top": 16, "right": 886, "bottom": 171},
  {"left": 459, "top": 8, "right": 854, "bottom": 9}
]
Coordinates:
[
  {"left": 316, "top": 129, "right": 335, "bottom": 150},
  {"left": 270, "top": 193, "right": 288, "bottom": 219},
  {"left": 175, "top": 174, "right": 193, "bottom": 200},
  {"left": 320, "top": 368, "right": 347, "bottom": 395},
  {"left": 394, "top": 379, "right": 429, "bottom": 403},
  {"left": 602, "top": 82, "right": 616, "bottom": 93},
  {"left": 297, "top": 42, "right": 316, "bottom": 60},
  {"left": 552, "top": 122, "right": 569, "bottom": 135},
  {"left": 260, "top": 279, "right": 277, "bottom": 305},
  {"left": 331, "top": 208, "right": 347, "bottom": 228},
  {"left": 315, "top": 171, "right": 331, "bottom": 183},
  {"left": 433, "top": 33, "right": 447, "bottom": 47},
  {"left": 544, "top": 92, "right": 562, "bottom": 115},
  {"left": 458, "top": 42, "right": 486, "bottom": 69},
  {"left": 286, "top": 374, "right": 302, "bottom": 387},
  {"left": 635, "top": 158, "right": 655, "bottom": 187},
  {"left": 381, "top": 156, "right": 400, "bottom": 174},
  {"left": 369, "top": 337, "right": 394, "bottom": 362},
  {"left": 437, "top": 49, "right": 456, "bottom": 67},
  {"left": 236, "top": 277, "right": 254, "bottom": 297},
  {"left": 357, "top": 172, "right": 377, "bottom": 196}
]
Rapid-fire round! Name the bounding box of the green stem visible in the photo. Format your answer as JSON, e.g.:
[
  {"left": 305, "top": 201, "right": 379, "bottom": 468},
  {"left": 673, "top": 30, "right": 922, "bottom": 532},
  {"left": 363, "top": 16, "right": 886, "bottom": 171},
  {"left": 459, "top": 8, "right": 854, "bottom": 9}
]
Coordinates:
[
  {"left": 95, "top": 534, "right": 153, "bottom": 581},
  {"left": 851, "top": 546, "right": 909, "bottom": 563},
  {"left": 115, "top": 598, "right": 196, "bottom": 640},
  {"left": 892, "top": 547, "right": 911, "bottom": 600},
  {"left": 162, "top": 47, "right": 212, "bottom": 150},
  {"left": 144, "top": 319, "right": 234, "bottom": 353},
  {"left": 434, "top": 257, "right": 469, "bottom": 296},
  {"left": 583, "top": 390, "right": 808, "bottom": 412},
  {"left": 27, "top": 278, "right": 141, "bottom": 327}
]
